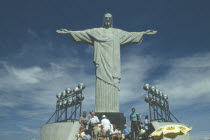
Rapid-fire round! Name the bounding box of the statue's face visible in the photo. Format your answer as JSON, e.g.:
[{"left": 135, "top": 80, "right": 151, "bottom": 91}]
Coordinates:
[
  {"left": 104, "top": 16, "right": 112, "bottom": 27},
  {"left": 103, "top": 13, "right": 112, "bottom": 28}
]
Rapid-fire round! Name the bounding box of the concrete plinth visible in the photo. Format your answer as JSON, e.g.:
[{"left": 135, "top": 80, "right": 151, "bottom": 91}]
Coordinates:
[
  {"left": 40, "top": 121, "right": 80, "bottom": 140},
  {"left": 95, "top": 112, "right": 126, "bottom": 129}
]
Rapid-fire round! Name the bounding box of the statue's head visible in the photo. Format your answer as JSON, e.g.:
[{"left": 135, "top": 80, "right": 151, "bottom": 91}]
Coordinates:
[{"left": 103, "top": 13, "right": 113, "bottom": 28}]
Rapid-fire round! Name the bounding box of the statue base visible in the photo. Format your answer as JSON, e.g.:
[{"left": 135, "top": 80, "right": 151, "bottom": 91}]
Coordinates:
[{"left": 95, "top": 112, "right": 126, "bottom": 129}]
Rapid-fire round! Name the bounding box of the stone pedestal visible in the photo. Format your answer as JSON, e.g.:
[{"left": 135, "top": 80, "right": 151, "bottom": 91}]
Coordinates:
[
  {"left": 95, "top": 112, "right": 126, "bottom": 130},
  {"left": 40, "top": 121, "right": 80, "bottom": 140}
]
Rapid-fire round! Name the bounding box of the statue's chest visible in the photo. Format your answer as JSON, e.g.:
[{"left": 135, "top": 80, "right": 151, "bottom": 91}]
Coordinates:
[{"left": 101, "top": 29, "right": 118, "bottom": 39}]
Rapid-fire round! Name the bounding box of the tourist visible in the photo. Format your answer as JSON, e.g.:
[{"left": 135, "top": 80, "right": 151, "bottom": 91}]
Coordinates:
[
  {"left": 122, "top": 124, "right": 130, "bottom": 140},
  {"left": 97, "top": 124, "right": 103, "bottom": 138},
  {"left": 87, "top": 111, "right": 92, "bottom": 120},
  {"left": 101, "top": 115, "right": 111, "bottom": 140},
  {"left": 109, "top": 121, "right": 114, "bottom": 140},
  {"left": 75, "top": 127, "right": 85, "bottom": 140},
  {"left": 87, "top": 111, "right": 92, "bottom": 132},
  {"left": 144, "top": 115, "right": 149, "bottom": 131},
  {"left": 139, "top": 122, "right": 146, "bottom": 140},
  {"left": 80, "top": 111, "right": 89, "bottom": 129},
  {"left": 111, "top": 124, "right": 121, "bottom": 140},
  {"left": 117, "top": 127, "right": 122, "bottom": 139},
  {"left": 82, "top": 129, "right": 91, "bottom": 140},
  {"left": 130, "top": 108, "right": 139, "bottom": 140},
  {"left": 89, "top": 112, "right": 100, "bottom": 140}
]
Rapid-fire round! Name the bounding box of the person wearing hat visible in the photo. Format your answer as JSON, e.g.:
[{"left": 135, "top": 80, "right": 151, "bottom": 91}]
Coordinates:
[
  {"left": 123, "top": 124, "right": 130, "bottom": 140},
  {"left": 101, "top": 115, "right": 111, "bottom": 140}
]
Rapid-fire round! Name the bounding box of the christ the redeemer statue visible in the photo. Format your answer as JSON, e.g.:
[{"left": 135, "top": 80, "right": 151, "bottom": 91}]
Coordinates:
[{"left": 57, "top": 13, "right": 157, "bottom": 112}]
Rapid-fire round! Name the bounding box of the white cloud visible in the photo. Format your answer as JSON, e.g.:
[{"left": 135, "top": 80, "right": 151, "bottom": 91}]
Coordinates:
[
  {"left": 9, "top": 66, "right": 42, "bottom": 84},
  {"left": 120, "top": 54, "right": 158, "bottom": 104},
  {"left": 0, "top": 59, "right": 96, "bottom": 116},
  {"left": 21, "top": 126, "right": 39, "bottom": 135},
  {"left": 172, "top": 52, "right": 210, "bottom": 68},
  {"left": 190, "top": 135, "right": 210, "bottom": 140},
  {"left": 0, "top": 130, "right": 22, "bottom": 135},
  {"left": 154, "top": 52, "right": 210, "bottom": 107}
]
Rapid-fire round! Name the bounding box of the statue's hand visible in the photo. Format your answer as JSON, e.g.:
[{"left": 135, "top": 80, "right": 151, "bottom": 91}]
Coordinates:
[
  {"left": 144, "top": 30, "right": 157, "bottom": 35},
  {"left": 56, "top": 29, "right": 71, "bottom": 34}
]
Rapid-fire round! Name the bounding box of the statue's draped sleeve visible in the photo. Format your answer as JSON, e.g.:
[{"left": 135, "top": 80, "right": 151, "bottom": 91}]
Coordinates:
[
  {"left": 69, "top": 30, "right": 94, "bottom": 46},
  {"left": 119, "top": 30, "right": 145, "bottom": 46}
]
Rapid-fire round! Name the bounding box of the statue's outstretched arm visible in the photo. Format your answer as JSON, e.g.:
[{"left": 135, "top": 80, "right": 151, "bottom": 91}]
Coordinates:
[
  {"left": 56, "top": 29, "right": 93, "bottom": 45},
  {"left": 56, "top": 29, "right": 71, "bottom": 34},
  {"left": 143, "top": 30, "right": 158, "bottom": 35}
]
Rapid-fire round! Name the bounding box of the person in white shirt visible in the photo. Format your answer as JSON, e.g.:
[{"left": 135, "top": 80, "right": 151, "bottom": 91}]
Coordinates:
[
  {"left": 75, "top": 127, "right": 85, "bottom": 140},
  {"left": 101, "top": 115, "right": 111, "bottom": 140},
  {"left": 109, "top": 121, "right": 114, "bottom": 135},
  {"left": 89, "top": 112, "right": 100, "bottom": 140},
  {"left": 111, "top": 124, "right": 121, "bottom": 140},
  {"left": 144, "top": 115, "right": 149, "bottom": 131}
]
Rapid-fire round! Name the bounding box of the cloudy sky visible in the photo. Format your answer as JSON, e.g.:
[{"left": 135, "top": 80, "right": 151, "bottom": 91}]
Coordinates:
[{"left": 0, "top": 0, "right": 210, "bottom": 140}]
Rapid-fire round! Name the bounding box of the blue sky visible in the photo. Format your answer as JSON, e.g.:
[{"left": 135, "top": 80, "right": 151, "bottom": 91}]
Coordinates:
[{"left": 0, "top": 0, "right": 210, "bottom": 140}]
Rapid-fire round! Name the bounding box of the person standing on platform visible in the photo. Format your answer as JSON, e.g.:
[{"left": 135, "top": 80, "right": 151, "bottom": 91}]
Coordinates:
[
  {"left": 80, "top": 111, "right": 89, "bottom": 130},
  {"left": 144, "top": 115, "right": 150, "bottom": 140},
  {"left": 89, "top": 112, "right": 100, "bottom": 140},
  {"left": 101, "top": 115, "right": 111, "bottom": 140},
  {"left": 144, "top": 115, "right": 149, "bottom": 131},
  {"left": 130, "top": 108, "right": 140, "bottom": 140}
]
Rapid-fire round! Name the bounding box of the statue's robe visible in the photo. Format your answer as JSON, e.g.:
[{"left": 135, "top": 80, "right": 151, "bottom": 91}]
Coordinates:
[{"left": 69, "top": 28, "right": 144, "bottom": 112}]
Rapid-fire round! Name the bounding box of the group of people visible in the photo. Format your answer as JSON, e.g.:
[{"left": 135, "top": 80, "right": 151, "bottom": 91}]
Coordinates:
[{"left": 75, "top": 108, "right": 150, "bottom": 140}]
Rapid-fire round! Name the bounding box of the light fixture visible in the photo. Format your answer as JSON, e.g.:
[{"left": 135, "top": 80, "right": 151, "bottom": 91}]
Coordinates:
[
  {"left": 66, "top": 88, "right": 72, "bottom": 95},
  {"left": 143, "top": 84, "right": 150, "bottom": 91},
  {"left": 149, "top": 86, "right": 156, "bottom": 94},
  {"left": 160, "top": 93, "right": 164, "bottom": 99},
  {"left": 57, "top": 93, "right": 62, "bottom": 99},
  {"left": 67, "top": 98, "right": 72, "bottom": 105},
  {"left": 74, "top": 87, "right": 80, "bottom": 93},
  {"left": 164, "top": 94, "right": 168, "bottom": 100},
  {"left": 62, "top": 91, "right": 66, "bottom": 97},
  {"left": 63, "top": 100, "right": 67, "bottom": 105},
  {"left": 155, "top": 89, "right": 160, "bottom": 96},
  {"left": 78, "top": 83, "right": 85, "bottom": 90},
  {"left": 59, "top": 101, "right": 62, "bottom": 106},
  {"left": 144, "top": 96, "right": 149, "bottom": 103}
]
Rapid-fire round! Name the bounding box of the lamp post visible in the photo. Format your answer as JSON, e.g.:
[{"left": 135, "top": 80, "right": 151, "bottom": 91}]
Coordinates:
[
  {"left": 143, "top": 84, "right": 171, "bottom": 122},
  {"left": 53, "top": 83, "right": 85, "bottom": 122}
]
